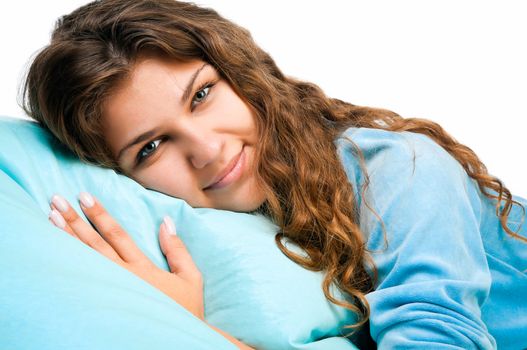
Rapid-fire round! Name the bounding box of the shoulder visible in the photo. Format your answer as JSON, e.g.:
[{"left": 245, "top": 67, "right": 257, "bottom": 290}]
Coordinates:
[
  {"left": 334, "top": 126, "right": 469, "bottom": 194},
  {"left": 333, "top": 126, "right": 483, "bottom": 239}
]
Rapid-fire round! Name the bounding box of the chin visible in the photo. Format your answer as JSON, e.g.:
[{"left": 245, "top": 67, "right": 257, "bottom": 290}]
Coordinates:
[
  {"left": 190, "top": 190, "right": 266, "bottom": 212},
  {"left": 225, "top": 188, "right": 268, "bottom": 212},
  {"left": 222, "top": 196, "right": 266, "bottom": 213}
]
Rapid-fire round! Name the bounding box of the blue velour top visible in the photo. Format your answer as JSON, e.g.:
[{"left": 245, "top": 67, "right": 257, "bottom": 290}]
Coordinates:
[{"left": 335, "top": 127, "right": 527, "bottom": 349}]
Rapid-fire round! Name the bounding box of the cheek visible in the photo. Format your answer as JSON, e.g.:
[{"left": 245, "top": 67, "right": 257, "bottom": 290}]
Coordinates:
[
  {"left": 134, "top": 157, "right": 196, "bottom": 200},
  {"left": 216, "top": 90, "right": 257, "bottom": 135}
]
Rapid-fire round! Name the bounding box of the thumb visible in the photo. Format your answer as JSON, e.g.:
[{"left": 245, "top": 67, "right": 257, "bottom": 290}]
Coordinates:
[{"left": 159, "top": 216, "right": 202, "bottom": 283}]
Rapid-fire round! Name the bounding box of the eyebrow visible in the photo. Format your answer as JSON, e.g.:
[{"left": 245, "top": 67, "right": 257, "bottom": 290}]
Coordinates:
[
  {"left": 180, "top": 62, "right": 209, "bottom": 105},
  {"left": 116, "top": 62, "right": 209, "bottom": 162}
]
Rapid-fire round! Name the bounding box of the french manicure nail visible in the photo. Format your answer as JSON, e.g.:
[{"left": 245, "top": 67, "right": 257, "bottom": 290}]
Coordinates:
[
  {"left": 51, "top": 194, "right": 69, "bottom": 213},
  {"left": 79, "top": 192, "right": 95, "bottom": 208},
  {"left": 49, "top": 209, "right": 66, "bottom": 229},
  {"left": 163, "top": 216, "right": 177, "bottom": 236}
]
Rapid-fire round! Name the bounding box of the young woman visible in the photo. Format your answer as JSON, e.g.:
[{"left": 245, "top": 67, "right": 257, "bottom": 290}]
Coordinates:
[{"left": 23, "top": 0, "right": 526, "bottom": 348}]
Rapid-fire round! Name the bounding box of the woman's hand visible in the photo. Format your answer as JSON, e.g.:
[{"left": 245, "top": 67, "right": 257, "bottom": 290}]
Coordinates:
[{"left": 48, "top": 192, "right": 204, "bottom": 321}]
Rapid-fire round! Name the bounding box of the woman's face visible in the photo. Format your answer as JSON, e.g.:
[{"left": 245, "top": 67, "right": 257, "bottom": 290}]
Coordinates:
[{"left": 102, "top": 57, "right": 266, "bottom": 212}]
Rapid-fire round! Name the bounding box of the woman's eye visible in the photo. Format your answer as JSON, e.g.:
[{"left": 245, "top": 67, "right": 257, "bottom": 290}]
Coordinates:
[
  {"left": 191, "top": 84, "right": 212, "bottom": 109},
  {"left": 136, "top": 139, "right": 161, "bottom": 163}
]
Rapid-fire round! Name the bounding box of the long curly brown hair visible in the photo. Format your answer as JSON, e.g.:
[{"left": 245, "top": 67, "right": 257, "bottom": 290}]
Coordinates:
[{"left": 23, "top": 0, "right": 525, "bottom": 333}]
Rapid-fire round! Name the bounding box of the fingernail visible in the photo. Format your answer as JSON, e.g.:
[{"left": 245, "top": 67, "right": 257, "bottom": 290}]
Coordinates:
[
  {"left": 51, "top": 194, "right": 69, "bottom": 213},
  {"left": 79, "top": 192, "right": 95, "bottom": 208},
  {"left": 163, "top": 216, "right": 177, "bottom": 236},
  {"left": 49, "top": 209, "right": 66, "bottom": 229}
]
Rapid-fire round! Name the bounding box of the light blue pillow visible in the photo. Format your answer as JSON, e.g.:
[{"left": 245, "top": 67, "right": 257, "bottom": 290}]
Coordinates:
[{"left": 0, "top": 116, "right": 359, "bottom": 349}]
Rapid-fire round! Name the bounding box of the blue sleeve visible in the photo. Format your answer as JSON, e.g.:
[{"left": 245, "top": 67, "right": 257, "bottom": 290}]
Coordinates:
[{"left": 336, "top": 128, "right": 497, "bottom": 349}]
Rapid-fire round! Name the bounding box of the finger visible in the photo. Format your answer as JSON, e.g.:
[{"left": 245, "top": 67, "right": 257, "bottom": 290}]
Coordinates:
[
  {"left": 51, "top": 194, "right": 122, "bottom": 263},
  {"left": 159, "top": 216, "right": 202, "bottom": 283},
  {"left": 78, "top": 192, "right": 148, "bottom": 264},
  {"left": 48, "top": 205, "right": 77, "bottom": 238}
]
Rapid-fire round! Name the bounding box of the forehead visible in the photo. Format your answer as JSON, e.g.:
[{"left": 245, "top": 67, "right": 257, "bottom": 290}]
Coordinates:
[
  {"left": 106, "top": 57, "right": 205, "bottom": 113},
  {"left": 101, "top": 58, "right": 208, "bottom": 145}
]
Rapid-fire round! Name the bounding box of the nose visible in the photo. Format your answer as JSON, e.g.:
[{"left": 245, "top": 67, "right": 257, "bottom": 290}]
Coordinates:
[{"left": 182, "top": 127, "right": 223, "bottom": 169}]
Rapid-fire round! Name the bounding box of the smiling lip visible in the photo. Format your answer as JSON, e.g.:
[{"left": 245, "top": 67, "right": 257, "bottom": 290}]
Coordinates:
[{"left": 204, "top": 147, "right": 246, "bottom": 190}]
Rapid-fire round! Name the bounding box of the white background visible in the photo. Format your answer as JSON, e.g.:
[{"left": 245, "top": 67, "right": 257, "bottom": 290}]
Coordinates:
[{"left": 1, "top": 1, "right": 525, "bottom": 196}]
